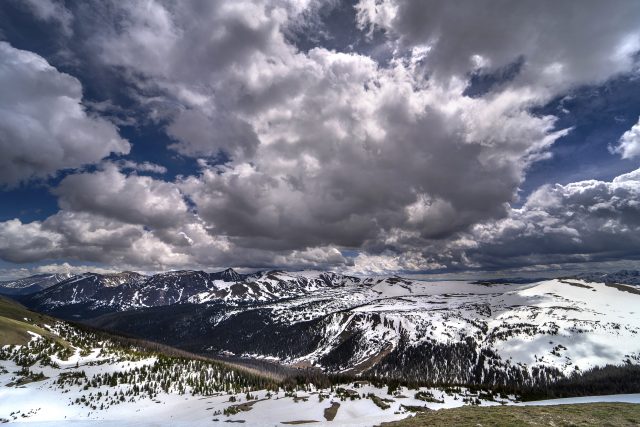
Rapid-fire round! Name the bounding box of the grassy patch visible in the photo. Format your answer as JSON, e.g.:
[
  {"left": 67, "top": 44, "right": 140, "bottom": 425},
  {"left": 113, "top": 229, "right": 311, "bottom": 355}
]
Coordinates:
[
  {"left": 384, "top": 403, "right": 640, "bottom": 426},
  {"left": 0, "top": 297, "right": 50, "bottom": 323},
  {"left": 0, "top": 316, "right": 56, "bottom": 346},
  {"left": 0, "top": 296, "right": 66, "bottom": 347}
]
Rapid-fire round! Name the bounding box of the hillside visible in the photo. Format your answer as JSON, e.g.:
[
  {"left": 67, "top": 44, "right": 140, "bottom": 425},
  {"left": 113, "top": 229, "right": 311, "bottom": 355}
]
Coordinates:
[
  {"left": 0, "top": 296, "right": 279, "bottom": 422},
  {"left": 0, "top": 295, "right": 79, "bottom": 347}
]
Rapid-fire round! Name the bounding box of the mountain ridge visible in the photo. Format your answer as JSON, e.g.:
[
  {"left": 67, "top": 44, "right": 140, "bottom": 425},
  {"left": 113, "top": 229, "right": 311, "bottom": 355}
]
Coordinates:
[
  {"left": 10, "top": 269, "right": 640, "bottom": 391},
  {"left": 0, "top": 273, "right": 73, "bottom": 296}
]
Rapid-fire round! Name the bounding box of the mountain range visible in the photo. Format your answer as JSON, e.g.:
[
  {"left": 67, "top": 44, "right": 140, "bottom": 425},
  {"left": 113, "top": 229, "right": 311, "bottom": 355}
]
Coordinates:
[
  {"left": 2, "top": 270, "right": 640, "bottom": 425},
  {"left": 0, "top": 273, "right": 72, "bottom": 296},
  {"left": 3, "top": 268, "right": 639, "bottom": 390}
]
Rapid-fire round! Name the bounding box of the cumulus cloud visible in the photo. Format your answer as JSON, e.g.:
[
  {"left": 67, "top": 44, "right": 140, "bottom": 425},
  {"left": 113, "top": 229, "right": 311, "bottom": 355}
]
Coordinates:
[
  {"left": 87, "top": 1, "right": 284, "bottom": 157},
  {"left": 32, "top": 263, "right": 122, "bottom": 276},
  {"left": 116, "top": 160, "right": 168, "bottom": 175},
  {"left": 0, "top": 42, "right": 129, "bottom": 187},
  {"left": 75, "top": 0, "right": 635, "bottom": 259},
  {"left": 0, "top": 211, "right": 189, "bottom": 268},
  {"left": 166, "top": 108, "right": 259, "bottom": 159},
  {"left": 0, "top": 219, "right": 63, "bottom": 263},
  {"left": 187, "top": 55, "right": 566, "bottom": 251},
  {"left": 347, "top": 251, "right": 444, "bottom": 276},
  {"left": 355, "top": 0, "right": 640, "bottom": 92},
  {"left": 0, "top": 210, "right": 349, "bottom": 272},
  {"left": 612, "top": 116, "right": 640, "bottom": 159},
  {"left": 54, "top": 164, "right": 188, "bottom": 229},
  {"left": 458, "top": 168, "right": 640, "bottom": 269},
  {"left": 1, "top": 1, "right": 640, "bottom": 273},
  {"left": 1, "top": 167, "right": 639, "bottom": 273}
]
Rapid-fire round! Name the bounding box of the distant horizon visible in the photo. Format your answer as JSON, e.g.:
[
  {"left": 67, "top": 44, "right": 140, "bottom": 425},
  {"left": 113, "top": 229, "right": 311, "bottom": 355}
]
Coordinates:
[{"left": 2, "top": 263, "right": 639, "bottom": 283}]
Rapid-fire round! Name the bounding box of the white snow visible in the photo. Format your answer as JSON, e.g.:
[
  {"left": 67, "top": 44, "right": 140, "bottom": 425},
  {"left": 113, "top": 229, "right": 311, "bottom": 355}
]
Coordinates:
[
  {"left": 0, "top": 365, "right": 513, "bottom": 427},
  {"left": 261, "top": 279, "right": 640, "bottom": 376}
]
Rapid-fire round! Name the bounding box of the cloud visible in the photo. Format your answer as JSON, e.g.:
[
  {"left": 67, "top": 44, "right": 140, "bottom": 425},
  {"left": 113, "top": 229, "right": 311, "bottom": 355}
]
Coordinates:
[
  {"left": 166, "top": 108, "right": 259, "bottom": 159},
  {"left": 18, "top": 0, "right": 74, "bottom": 36},
  {"left": 0, "top": 219, "right": 63, "bottom": 263},
  {"left": 85, "top": 0, "right": 286, "bottom": 158},
  {"left": 179, "top": 50, "right": 567, "bottom": 251},
  {"left": 53, "top": 163, "right": 189, "bottom": 229},
  {"left": 0, "top": 211, "right": 189, "bottom": 268},
  {"left": 0, "top": 210, "right": 349, "bottom": 272},
  {"left": 92, "top": 1, "right": 284, "bottom": 81},
  {"left": 1, "top": 1, "right": 640, "bottom": 274},
  {"left": 355, "top": 0, "right": 640, "bottom": 92},
  {"left": 1, "top": 168, "right": 639, "bottom": 273},
  {"left": 0, "top": 42, "right": 129, "bottom": 187},
  {"left": 612, "top": 116, "right": 640, "bottom": 159},
  {"left": 78, "top": 0, "right": 638, "bottom": 261},
  {"left": 116, "top": 160, "right": 168, "bottom": 175},
  {"left": 458, "top": 168, "right": 640, "bottom": 270},
  {"left": 33, "top": 263, "right": 121, "bottom": 276},
  {"left": 347, "top": 250, "right": 444, "bottom": 276}
]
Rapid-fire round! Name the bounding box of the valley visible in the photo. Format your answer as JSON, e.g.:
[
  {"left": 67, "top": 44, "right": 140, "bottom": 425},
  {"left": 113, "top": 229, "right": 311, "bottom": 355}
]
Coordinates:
[{"left": 11, "top": 270, "right": 640, "bottom": 388}]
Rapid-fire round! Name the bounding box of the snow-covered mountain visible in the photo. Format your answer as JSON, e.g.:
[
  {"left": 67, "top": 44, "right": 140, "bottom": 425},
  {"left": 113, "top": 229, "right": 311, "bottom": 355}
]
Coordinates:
[
  {"left": 570, "top": 270, "right": 640, "bottom": 285},
  {"left": 0, "top": 273, "right": 72, "bottom": 296},
  {"left": 20, "top": 269, "right": 361, "bottom": 316},
  {"left": 14, "top": 270, "right": 640, "bottom": 389},
  {"left": 0, "top": 294, "right": 523, "bottom": 425}
]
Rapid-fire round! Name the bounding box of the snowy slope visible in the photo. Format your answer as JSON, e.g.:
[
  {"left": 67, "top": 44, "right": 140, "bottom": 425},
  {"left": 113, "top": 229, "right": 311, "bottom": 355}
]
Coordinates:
[
  {"left": 0, "top": 274, "right": 72, "bottom": 296},
  {"left": 267, "top": 279, "right": 640, "bottom": 378},
  {"left": 186, "top": 277, "right": 639, "bottom": 385},
  {"left": 2, "top": 275, "right": 640, "bottom": 425},
  {"left": 0, "top": 317, "right": 517, "bottom": 426},
  {"left": 2, "top": 329, "right": 637, "bottom": 426}
]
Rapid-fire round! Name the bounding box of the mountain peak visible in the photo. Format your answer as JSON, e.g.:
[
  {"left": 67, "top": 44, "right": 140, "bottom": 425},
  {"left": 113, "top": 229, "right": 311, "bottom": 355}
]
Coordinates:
[{"left": 218, "top": 268, "right": 242, "bottom": 282}]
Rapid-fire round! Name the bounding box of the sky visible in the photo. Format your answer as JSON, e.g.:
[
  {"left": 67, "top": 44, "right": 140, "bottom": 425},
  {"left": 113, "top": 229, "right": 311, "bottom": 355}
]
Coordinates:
[{"left": 0, "top": 0, "right": 639, "bottom": 279}]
